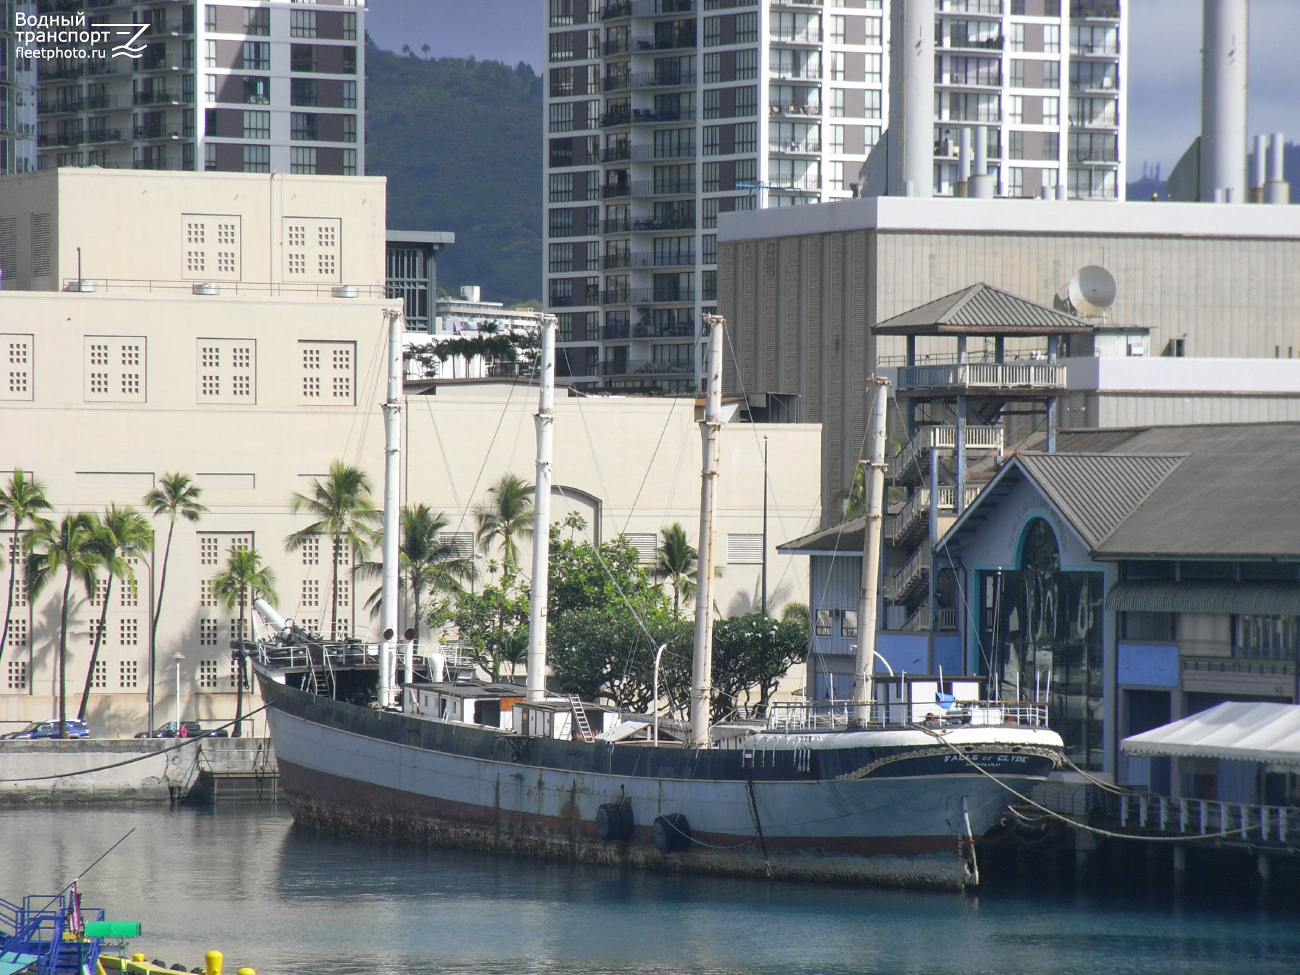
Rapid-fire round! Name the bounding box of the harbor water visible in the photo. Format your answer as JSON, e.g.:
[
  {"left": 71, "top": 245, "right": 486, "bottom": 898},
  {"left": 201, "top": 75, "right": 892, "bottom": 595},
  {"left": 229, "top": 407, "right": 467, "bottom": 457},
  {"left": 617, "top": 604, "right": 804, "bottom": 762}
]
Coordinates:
[{"left": 2, "top": 805, "right": 1298, "bottom": 975}]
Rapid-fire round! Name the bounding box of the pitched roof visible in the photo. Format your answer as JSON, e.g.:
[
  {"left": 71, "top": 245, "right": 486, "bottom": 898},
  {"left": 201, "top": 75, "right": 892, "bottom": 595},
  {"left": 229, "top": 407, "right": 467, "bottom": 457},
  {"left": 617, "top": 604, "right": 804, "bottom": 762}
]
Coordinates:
[
  {"left": 872, "top": 283, "right": 1092, "bottom": 336},
  {"left": 777, "top": 516, "right": 867, "bottom": 556},
  {"left": 1061, "top": 422, "right": 1300, "bottom": 558},
  {"left": 1012, "top": 452, "right": 1186, "bottom": 548}
]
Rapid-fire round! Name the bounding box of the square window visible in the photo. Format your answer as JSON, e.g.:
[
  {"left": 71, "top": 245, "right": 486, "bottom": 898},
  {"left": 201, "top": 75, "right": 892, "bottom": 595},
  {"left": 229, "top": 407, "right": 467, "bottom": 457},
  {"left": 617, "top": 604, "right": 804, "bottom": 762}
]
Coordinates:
[
  {"left": 7, "top": 659, "right": 28, "bottom": 690},
  {"left": 199, "top": 659, "right": 219, "bottom": 688},
  {"left": 90, "top": 660, "right": 107, "bottom": 690},
  {"left": 302, "top": 537, "right": 320, "bottom": 565},
  {"left": 119, "top": 660, "right": 139, "bottom": 689},
  {"left": 120, "top": 618, "right": 138, "bottom": 646},
  {"left": 199, "top": 619, "right": 218, "bottom": 646},
  {"left": 291, "top": 146, "right": 317, "bottom": 174},
  {"left": 242, "top": 144, "right": 270, "bottom": 174}
]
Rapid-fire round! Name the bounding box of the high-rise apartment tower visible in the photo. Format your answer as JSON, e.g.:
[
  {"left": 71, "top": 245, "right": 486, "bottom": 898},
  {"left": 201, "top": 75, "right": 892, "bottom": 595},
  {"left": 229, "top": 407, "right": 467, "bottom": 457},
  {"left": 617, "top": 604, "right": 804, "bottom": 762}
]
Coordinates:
[
  {"left": 30, "top": 0, "right": 364, "bottom": 176},
  {"left": 543, "top": 0, "right": 1126, "bottom": 391}
]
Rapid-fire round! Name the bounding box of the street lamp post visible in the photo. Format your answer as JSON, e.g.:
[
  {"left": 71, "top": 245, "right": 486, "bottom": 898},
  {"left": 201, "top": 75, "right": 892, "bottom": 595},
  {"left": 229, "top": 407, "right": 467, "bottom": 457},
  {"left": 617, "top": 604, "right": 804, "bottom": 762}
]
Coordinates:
[{"left": 172, "top": 651, "right": 184, "bottom": 728}]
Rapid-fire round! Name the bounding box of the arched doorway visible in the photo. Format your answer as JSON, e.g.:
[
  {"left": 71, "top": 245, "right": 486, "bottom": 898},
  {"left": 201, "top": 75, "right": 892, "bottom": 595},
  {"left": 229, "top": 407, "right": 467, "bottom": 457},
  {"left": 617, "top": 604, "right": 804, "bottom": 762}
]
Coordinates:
[{"left": 977, "top": 517, "right": 1104, "bottom": 770}]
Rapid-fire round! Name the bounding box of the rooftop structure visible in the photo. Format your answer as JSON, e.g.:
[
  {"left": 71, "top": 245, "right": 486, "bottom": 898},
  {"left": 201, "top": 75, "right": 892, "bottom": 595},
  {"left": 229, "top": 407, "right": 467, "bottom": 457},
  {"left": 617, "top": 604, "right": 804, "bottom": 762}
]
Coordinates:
[
  {"left": 0, "top": 167, "right": 387, "bottom": 291},
  {"left": 715, "top": 195, "right": 1300, "bottom": 525},
  {"left": 386, "top": 230, "right": 455, "bottom": 332}
]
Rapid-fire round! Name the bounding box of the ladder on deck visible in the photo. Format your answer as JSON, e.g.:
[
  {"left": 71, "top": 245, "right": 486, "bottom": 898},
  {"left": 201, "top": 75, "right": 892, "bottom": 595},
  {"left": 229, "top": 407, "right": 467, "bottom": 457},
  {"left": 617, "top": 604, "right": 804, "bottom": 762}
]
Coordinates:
[{"left": 567, "top": 694, "right": 596, "bottom": 742}]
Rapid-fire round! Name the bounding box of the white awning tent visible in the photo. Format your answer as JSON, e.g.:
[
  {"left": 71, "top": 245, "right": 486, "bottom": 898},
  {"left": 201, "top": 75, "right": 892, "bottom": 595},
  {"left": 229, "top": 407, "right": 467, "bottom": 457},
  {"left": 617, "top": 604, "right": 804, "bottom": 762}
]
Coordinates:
[{"left": 1121, "top": 701, "right": 1300, "bottom": 769}]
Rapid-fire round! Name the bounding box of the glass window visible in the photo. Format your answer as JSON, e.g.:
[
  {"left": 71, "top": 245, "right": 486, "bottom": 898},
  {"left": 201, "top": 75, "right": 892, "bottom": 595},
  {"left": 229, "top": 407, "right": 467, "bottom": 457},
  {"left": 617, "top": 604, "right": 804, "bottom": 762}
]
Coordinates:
[
  {"left": 977, "top": 519, "right": 1104, "bottom": 769},
  {"left": 815, "top": 609, "right": 833, "bottom": 637},
  {"left": 242, "top": 144, "right": 270, "bottom": 173},
  {"left": 342, "top": 81, "right": 357, "bottom": 109},
  {"left": 841, "top": 609, "right": 857, "bottom": 638},
  {"left": 242, "top": 41, "right": 271, "bottom": 71},
  {"left": 242, "top": 110, "right": 270, "bottom": 139},
  {"left": 734, "top": 121, "right": 756, "bottom": 153},
  {"left": 244, "top": 8, "right": 270, "bottom": 36}
]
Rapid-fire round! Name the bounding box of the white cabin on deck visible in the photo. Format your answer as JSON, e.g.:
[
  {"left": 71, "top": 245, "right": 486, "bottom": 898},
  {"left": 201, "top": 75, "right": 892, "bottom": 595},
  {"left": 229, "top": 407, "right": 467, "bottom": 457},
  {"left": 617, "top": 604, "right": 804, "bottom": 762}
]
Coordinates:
[{"left": 403, "top": 681, "right": 526, "bottom": 731}]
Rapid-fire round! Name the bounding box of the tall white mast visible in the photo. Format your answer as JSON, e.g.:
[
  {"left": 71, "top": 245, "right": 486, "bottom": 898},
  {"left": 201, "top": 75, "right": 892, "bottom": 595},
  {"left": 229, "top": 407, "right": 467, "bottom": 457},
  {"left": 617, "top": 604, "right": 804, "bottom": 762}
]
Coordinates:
[
  {"left": 378, "top": 309, "right": 403, "bottom": 708},
  {"left": 689, "top": 314, "right": 725, "bottom": 749},
  {"left": 526, "top": 315, "right": 557, "bottom": 703},
  {"left": 852, "top": 378, "right": 890, "bottom": 725}
]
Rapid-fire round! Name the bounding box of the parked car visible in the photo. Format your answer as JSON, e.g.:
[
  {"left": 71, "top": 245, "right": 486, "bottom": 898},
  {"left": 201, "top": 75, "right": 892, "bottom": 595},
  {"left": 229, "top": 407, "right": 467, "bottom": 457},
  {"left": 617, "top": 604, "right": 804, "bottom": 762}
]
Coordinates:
[
  {"left": 1, "top": 719, "right": 90, "bottom": 740},
  {"left": 135, "top": 721, "right": 227, "bottom": 739}
]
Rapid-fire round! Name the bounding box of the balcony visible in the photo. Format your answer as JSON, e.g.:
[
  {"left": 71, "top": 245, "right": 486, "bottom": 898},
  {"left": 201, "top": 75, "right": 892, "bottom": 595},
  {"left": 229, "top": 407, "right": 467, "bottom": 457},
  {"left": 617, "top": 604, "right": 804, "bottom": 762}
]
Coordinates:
[
  {"left": 604, "top": 180, "right": 695, "bottom": 199},
  {"left": 630, "top": 107, "right": 696, "bottom": 124},
  {"left": 770, "top": 28, "right": 822, "bottom": 44},
  {"left": 633, "top": 321, "right": 695, "bottom": 339},
  {"left": 769, "top": 139, "right": 821, "bottom": 155},
  {"left": 606, "top": 143, "right": 696, "bottom": 162},
  {"left": 548, "top": 291, "right": 599, "bottom": 308},
  {"left": 631, "top": 70, "right": 697, "bottom": 89},
  {"left": 604, "top": 288, "right": 695, "bottom": 304},
  {"left": 900, "top": 606, "right": 959, "bottom": 633},
  {"left": 86, "top": 128, "right": 126, "bottom": 144},
  {"left": 603, "top": 251, "right": 694, "bottom": 269},
  {"left": 1071, "top": 0, "right": 1120, "bottom": 18},
  {"left": 631, "top": 214, "right": 696, "bottom": 231},
  {"left": 601, "top": 0, "right": 695, "bottom": 18},
  {"left": 1068, "top": 147, "right": 1119, "bottom": 164},
  {"left": 602, "top": 324, "right": 631, "bottom": 340},
  {"left": 134, "top": 88, "right": 183, "bottom": 106},
  {"left": 38, "top": 98, "right": 83, "bottom": 116},
  {"left": 896, "top": 362, "right": 1066, "bottom": 394},
  {"left": 133, "top": 124, "right": 181, "bottom": 141},
  {"left": 769, "top": 102, "right": 821, "bottom": 118},
  {"left": 86, "top": 93, "right": 130, "bottom": 111},
  {"left": 889, "top": 424, "right": 1003, "bottom": 484},
  {"left": 604, "top": 360, "right": 694, "bottom": 377},
  {"left": 940, "top": 35, "right": 1004, "bottom": 51},
  {"left": 604, "top": 217, "right": 633, "bottom": 234},
  {"left": 631, "top": 32, "right": 697, "bottom": 53},
  {"left": 37, "top": 132, "right": 83, "bottom": 149},
  {"left": 768, "top": 175, "right": 821, "bottom": 191}
]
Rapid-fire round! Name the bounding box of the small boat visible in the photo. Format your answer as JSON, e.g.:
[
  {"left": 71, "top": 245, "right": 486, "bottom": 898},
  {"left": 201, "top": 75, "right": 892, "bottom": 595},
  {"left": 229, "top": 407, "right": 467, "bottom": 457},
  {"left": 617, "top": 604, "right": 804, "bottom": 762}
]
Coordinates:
[
  {"left": 255, "top": 313, "right": 1065, "bottom": 889},
  {"left": 0, "top": 885, "right": 135, "bottom": 975}
]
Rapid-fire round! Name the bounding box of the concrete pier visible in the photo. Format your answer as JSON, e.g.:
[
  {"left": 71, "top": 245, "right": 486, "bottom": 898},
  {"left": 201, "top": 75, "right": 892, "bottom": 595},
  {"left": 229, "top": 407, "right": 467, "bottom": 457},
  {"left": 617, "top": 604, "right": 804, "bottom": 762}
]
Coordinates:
[{"left": 0, "top": 738, "right": 276, "bottom": 803}]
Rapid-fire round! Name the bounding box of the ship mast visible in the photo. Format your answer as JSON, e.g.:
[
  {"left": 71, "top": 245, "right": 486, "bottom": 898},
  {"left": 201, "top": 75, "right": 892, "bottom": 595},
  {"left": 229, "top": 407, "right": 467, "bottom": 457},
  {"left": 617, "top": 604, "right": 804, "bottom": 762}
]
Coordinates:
[
  {"left": 378, "top": 309, "right": 403, "bottom": 708},
  {"left": 526, "top": 315, "right": 557, "bottom": 702},
  {"left": 851, "top": 378, "right": 889, "bottom": 725},
  {"left": 689, "top": 314, "right": 725, "bottom": 749}
]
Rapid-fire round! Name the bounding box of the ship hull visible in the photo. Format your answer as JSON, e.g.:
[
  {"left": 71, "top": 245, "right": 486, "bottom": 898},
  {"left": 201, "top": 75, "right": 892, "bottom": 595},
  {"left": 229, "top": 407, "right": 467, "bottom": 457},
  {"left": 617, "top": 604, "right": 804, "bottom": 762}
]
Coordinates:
[{"left": 260, "top": 674, "right": 1056, "bottom": 889}]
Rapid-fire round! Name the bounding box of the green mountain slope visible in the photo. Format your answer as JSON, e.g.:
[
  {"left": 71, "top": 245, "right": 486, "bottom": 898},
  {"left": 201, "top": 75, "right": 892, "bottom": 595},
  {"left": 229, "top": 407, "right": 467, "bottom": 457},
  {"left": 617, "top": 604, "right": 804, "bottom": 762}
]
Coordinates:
[{"left": 365, "top": 43, "right": 543, "bottom": 305}]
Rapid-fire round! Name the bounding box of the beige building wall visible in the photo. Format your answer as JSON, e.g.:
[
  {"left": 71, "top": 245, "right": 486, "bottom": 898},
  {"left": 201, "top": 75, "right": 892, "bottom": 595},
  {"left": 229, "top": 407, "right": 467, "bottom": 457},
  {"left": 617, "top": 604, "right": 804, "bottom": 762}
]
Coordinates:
[
  {"left": 0, "top": 295, "right": 822, "bottom": 738},
  {"left": 0, "top": 169, "right": 387, "bottom": 292}
]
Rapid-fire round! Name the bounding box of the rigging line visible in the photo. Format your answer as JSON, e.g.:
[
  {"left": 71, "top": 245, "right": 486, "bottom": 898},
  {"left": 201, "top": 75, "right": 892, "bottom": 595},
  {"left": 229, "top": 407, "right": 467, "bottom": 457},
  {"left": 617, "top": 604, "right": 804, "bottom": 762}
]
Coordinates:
[
  {"left": 719, "top": 329, "right": 803, "bottom": 551},
  {"left": 0, "top": 705, "right": 270, "bottom": 783},
  {"left": 345, "top": 318, "right": 390, "bottom": 469},
  {"left": 454, "top": 379, "right": 521, "bottom": 541},
  {"left": 352, "top": 323, "right": 389, "bottom": 469},
  {"left": 425, "top": 394, "right": 465, "bottom": 517},
  {"left": 620, "top": 399, "right": 678, "bottom": 539},
  {"left": 31, "top": 827, "right": 137, "bottom": 914},
  {"left": 338, "top": 315, "right": 387, "bottom": 469},
  {"left": 916, "top": 726, "right": 1273, "bottom": 844}
]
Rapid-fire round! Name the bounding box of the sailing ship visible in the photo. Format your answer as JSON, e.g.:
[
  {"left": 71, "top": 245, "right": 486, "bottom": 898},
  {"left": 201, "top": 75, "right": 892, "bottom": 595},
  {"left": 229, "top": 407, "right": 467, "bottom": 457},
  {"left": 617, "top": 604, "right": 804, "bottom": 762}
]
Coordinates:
[{"left": 254, "top": 311, "right": 1065, "bottom": 889}]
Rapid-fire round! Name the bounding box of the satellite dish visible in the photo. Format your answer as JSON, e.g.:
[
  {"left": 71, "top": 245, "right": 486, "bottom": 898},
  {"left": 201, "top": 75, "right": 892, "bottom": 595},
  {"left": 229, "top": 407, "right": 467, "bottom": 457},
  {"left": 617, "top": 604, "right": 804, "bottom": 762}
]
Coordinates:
[{"left": 1067, "top": 266, "right": 1117, "bottom": 317}]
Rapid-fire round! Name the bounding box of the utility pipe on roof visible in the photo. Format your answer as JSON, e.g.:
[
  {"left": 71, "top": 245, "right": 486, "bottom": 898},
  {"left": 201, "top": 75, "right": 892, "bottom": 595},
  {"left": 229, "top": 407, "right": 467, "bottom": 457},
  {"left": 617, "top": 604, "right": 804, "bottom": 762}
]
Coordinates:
[
  {"left": 1265, "top": 132, "right": 1291, "bottom": 205},
  {"left": 901, "top": 0, "right": 934, "bottom": 198},
  {"left": 1200, "top": 0, "right": 1249, "bottom": 204}
]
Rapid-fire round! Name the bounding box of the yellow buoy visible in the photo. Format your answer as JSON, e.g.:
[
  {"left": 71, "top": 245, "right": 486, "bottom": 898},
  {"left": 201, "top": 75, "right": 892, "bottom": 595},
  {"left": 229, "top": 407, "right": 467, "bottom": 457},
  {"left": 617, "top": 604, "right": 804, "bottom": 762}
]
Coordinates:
[
  {"left": 204, "top": 952, "right": 223, "bottom": 975},
  {"left": 236, "top": 968, "right": 256, "bottom": 975},
  {"left": 131, "top": 956, "right": 145, "bottom": 964}
]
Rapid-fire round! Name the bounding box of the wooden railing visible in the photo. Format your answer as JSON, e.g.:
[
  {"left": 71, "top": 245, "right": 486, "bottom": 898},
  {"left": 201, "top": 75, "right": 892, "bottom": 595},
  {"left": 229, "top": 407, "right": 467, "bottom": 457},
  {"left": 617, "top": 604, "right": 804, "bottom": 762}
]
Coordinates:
[
  {"left": 897, "top": 362, "right": 1066, "bottom": 390},
  {"left": 890, "top": 424, "right": 1002, "bottom": 480},
  {"left": 1118, "top": 794, "right": 1299, "bottom": 844}
]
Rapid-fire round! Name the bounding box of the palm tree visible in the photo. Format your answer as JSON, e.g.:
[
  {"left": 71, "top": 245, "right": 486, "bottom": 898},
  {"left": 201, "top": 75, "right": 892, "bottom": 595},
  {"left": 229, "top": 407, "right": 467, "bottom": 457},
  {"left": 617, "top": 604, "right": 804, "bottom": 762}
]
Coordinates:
[
  {"left": 286, "top": 461, "right": 379, "bottom": 640},
  {"left": 26, "top": 513, "right": 100, "bottom": 737},
  {"left": 474, "top": 474, "right": 534, "bottom": 576},
  {"left": 79, "top": 505, "right": 153, "bottom": 721},
  {"left": 655, "top": 523, "right": 697, "bottom": 617},
  {"left": 212, "top": 547, "right": 277, "bottom": 738},
  {"left": 144, "top": 473, "right": 208, "bottom": 727},
  {"left": 360, "top": 505, "right": 475, "bottom": 649},
  {"left": 0, "top": 470, "right": 51, "bottom": 666}
]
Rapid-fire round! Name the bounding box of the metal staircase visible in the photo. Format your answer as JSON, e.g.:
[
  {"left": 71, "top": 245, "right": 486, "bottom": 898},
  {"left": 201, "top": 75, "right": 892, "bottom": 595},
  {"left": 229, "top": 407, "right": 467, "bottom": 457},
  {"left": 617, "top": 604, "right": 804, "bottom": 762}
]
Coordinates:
[
  {"left": 0, "top": 892, "right": 106, "bottom": 975},
  {"left": 567, "top": 694, "right": 596, "bottom": 743}
]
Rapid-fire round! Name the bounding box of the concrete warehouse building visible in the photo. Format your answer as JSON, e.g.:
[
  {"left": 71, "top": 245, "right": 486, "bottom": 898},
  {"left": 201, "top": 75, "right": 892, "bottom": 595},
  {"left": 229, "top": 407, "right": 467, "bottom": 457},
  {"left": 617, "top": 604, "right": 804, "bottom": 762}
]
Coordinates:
[{"left": 0, "top": 168, "right": 822, "bottom": 738}]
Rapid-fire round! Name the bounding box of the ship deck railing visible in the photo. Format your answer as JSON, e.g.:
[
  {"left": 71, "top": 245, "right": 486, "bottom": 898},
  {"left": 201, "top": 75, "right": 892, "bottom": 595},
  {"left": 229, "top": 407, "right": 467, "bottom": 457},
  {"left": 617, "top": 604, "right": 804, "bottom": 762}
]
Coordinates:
[
  {"left": 762, "top": 700, "right": 1050, "bottom": 732},
  {"left": 251, "top": 641, "right": 378, "bottom": 672}
]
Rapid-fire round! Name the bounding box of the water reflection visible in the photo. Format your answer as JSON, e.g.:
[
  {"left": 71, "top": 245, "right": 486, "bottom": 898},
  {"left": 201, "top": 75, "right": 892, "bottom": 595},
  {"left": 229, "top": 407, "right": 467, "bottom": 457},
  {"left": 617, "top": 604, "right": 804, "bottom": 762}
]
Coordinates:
[{"left": 1, "top": 806, "right": 1297, "bottom": 975}]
